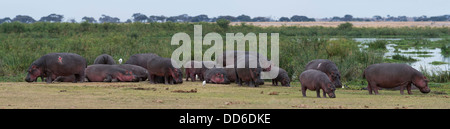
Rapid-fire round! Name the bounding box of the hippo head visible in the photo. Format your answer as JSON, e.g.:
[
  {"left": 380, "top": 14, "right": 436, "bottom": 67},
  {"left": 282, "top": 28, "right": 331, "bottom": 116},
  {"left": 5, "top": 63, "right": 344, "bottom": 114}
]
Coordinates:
[
  {"left": 413, "top": 76, "right": 430, "bottom": 94},
  {"left": 211, "top": 73, "right": 230, "bottom": 84},
  {"left": 170, "top": 68, "right": 183, "bottom": 84},
  {"left": 25, "top": 65, "right": 42, "bottom": 82},
  {"left": 329, "top": 72, "right": 342, "bottom": 88},
  {"left": 281, "top": 77, "right": 291, "bottom": 87},
  {"left": 325, "top": 82, "right": 336, "bottom": 98},
  {"left": 118, "top": 71, "right": 137, "bottom": 82}
]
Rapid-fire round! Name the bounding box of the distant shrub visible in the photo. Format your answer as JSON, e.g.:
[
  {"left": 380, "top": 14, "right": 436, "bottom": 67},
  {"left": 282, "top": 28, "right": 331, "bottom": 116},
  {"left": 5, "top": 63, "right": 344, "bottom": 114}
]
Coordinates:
[
  {"left": 368, "top": 40, "right": 387, "bottom": 50},
  {"left": 216, "top": 19, "right": 230, "bottom": 30},
  {"left": 337, "top": 22, "right": 353, "bottom": 30}
]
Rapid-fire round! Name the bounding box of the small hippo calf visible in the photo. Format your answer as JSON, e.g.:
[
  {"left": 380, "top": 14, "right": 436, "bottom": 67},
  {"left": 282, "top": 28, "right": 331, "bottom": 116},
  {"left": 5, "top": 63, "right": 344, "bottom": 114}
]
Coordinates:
[{"left": 299, "top": 69, "right": 336, "bottom": 98}]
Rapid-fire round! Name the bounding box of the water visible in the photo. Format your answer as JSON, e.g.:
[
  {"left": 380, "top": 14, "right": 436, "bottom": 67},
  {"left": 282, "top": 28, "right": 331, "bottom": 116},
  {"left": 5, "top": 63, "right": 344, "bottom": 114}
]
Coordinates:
[{"left": 355, "top": 38, "right": 449, "bottom": 72}]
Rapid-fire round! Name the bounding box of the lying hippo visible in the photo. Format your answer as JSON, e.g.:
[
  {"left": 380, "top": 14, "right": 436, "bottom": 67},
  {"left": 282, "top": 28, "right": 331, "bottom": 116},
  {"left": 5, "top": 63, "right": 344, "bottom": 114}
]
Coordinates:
[
  {"left": 305, "top": 59, "right": 342, "bottom": 88},
  {"left": 235, "top": 54, "right": 262, "bottom": 87},
  {"left": 25, "top": 53, "right": 86, "bottom": 83},
  {"left": 299, "top": 69, "right": 336, "bottom": 98},
  {"left": 93, "top": 54, "right": 116, "bottom": 65},
  {"left": 146, "top": 56, "right": 183, "bottom": 85},
  {"left": 116, "top": 64, "right": 148, "bottom": 82},
  {"left": 271, "top": 66, "right": 290, "bottom": 87},
  {"left": 363, "top": 63, "right": 430, "bottom": 95},
  {"left": 204, "top": 68, "right": 230, "bottom": 84},
  {"left": 85, "top": 64, "right": 136, "bottom": 82}
]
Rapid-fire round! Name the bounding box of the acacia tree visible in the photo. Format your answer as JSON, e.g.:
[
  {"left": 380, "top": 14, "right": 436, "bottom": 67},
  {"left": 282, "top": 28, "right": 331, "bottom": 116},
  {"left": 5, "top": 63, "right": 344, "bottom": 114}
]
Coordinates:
[
  {"left": 82, "top": 16, "right": 97, "bottom": 23},
  {"left": 39, "top": 14, "right": 64, "bottom": 22},
  {"left": 99, "top": 14, "right": 120, "bottom": 23},
  {"left": 132, "top": 13, "right": 148, "bottom": 22},
  {"left": 12, "top": 15, "right": 36, "bottom": 23}
]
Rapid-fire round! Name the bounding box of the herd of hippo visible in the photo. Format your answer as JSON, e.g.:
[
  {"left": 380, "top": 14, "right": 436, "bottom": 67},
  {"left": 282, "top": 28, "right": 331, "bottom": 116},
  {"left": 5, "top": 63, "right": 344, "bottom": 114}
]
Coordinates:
[{"left": 25, "top": 52, "right": 431, "bottom": 98}]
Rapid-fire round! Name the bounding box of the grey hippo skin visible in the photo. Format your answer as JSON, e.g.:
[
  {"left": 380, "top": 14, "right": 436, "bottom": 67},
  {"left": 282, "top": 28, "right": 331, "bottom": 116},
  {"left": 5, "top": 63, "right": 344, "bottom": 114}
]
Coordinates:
[
  {"left": 204, "top": 67, "right": 230, "bottom": 84},
  {"left": 146, "top": 56, "right": 183, "bottom": 85},
  {"left": 299, "top": 69, "right": 336, "bottom": 98},
  {"left": 85, "top": 64, "right": 137, "bottom": 82},
  {"left": 271, "top": 66, "right": 290, "bottom": 87},
  {"left": 235, "top": 54, "right": 262, "bottom": 87},
  {"left": 305, "top": 59, "right": 342, "bottom": 88},
  {"left": 116, "top": 64, "right": 148, "bottom": 82},
  {"left": 93, "top": 54, "right": 116, "bottom": 65},
  {"left": 25, "top": 53, "right": 86, "bottom": 83},
  {"left": 363, "top": 63, "right": 430, "bottom": 95}
]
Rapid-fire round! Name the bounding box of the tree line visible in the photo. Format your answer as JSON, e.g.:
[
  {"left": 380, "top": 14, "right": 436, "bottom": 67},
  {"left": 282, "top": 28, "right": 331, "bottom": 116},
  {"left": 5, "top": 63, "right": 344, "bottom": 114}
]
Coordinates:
[{"left": 1, "top": 13, "right": 449, "bottom": 24}]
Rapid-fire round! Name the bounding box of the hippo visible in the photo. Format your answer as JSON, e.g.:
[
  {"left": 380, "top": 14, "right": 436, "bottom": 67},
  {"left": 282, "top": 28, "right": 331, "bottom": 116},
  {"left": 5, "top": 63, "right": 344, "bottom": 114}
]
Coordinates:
[
  {"left": 93, "top": 54, "right": 116, "bottom": 65},
  {"left": 299, "top": 69, "right": 336, "bottom": 98},
  {"left": 146, "top": 56, "right": 183, "bottom": 85},
  {"left": 218, "top": 51, "right": 272, "bottom": 71},
  {"left": 125, "top": 53, "right": 160, "bottom": 68},
  {"left": 363, "top": 63, "right": 430, "bottom": 95},
  {"left": 204, "top": 68, "right": 230, "bottom": 84},
  {"left": 224, "top": 65, "right": 237, "bottom": 83},
  {"left": 305, "top": 59, "right": 342, "bottom": 88},
  {"left": 25, "top": 53, "right": 86, "bottom": 83},
  {"left": 53, "top": 75, "right": 76, "bottom": 82},
  {"left": 271, "top": 66, "right": 290, "bottom": 87},
  {"left": 116, "top": 64, "right": 148, "bottom": 82},
  {"left": 235, "top": 55, "right": 262, "bottom": 87},
  {"left": 184, "top": 61, "right": 204, "bottom": 82},
  {"left": 85, "top": 64, "right": 136, "bottom": 82}
]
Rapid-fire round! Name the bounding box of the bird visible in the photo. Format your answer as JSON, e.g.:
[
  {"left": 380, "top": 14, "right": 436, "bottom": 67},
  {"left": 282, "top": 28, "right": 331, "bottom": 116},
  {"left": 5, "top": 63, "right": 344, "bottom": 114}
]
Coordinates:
[
  {"left": 202, "top": 81, "right": 206, "bottom": 86},
  {"left": 118, "top": 58, "right": 123, "bottom": 64}
]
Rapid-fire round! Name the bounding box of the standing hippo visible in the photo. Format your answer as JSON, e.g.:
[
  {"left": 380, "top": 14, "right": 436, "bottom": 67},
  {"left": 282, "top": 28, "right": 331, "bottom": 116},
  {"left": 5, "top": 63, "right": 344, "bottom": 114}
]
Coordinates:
[
  {"left": 363, "top": 63, "right": 430, "bottom": 95},
  {"left": 85, "top": 64, "right": 136, "bottom": 82},
  {"left": 25, "top": 53, "right": 86, "bottom": 83},
  {"left": 224, "top": 65, "right": 237, "bottom": 83},
  {"left": 204, "top": 68, "right": 230, "bottom": 84},
  {"left": 271, "top": 66, "right": 290, "bottom": 87},
  {"left": 146, "top": 57, "right": 183, "bottom": 85},
  {"left": 305, "top": 59, "right": 342, "bottom": 88},
  {"left": 93, "top": 54, "right": 116, "bottom": 65},
  {"left": 116, "top": 64, "right": 148, "bottom": 82},
  {"left": 235, "top": 55, "right": 262, "bottom": 87},
  {"left": 299, "top": 69, "right": 336, "bottom": 98}
]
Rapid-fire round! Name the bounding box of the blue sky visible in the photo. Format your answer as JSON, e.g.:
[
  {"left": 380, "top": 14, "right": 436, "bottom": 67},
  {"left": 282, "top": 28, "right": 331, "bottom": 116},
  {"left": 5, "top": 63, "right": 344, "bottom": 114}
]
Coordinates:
[{"left": 0, "top": 0, "right": 448, "bottom": 21}]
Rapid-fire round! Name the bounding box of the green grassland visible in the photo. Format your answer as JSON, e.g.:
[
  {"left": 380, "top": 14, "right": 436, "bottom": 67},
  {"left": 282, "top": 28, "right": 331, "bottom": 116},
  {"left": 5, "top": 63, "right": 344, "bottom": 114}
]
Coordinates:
[{"left": 0, "top": 81, "right": 448, "bottom": 109}]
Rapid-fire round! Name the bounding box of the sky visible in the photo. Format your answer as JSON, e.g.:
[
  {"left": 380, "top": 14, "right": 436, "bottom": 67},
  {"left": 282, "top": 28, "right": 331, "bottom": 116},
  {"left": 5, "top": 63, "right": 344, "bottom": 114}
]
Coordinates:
[{"left": 0, "top": 0, "right": 449, "bottom": 21}]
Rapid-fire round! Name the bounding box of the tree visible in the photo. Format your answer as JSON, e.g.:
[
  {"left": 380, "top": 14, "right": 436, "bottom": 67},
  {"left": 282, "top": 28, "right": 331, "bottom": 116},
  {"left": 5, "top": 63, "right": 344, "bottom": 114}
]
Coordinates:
[
  {"left": 39, "top": 14, "right": 64, "bottom": 22},
  {"left": 337, "top": 22, "right": 353, "bottom": 30},
  {"left": 191, "top": 14, "right": 209, "bottom": 22},
  {"left": 373, "top": 15, "right": 383, "bottom": 21},
  {"left": 217, "top": 15, "right": 237, "bottom": 22},
  {"left": 343, "top": 14, "right": 353, "bottom": 21},
  {"left": 252, "top": 17, "right": 271, "bottom": 22},
  {"left": 149, "top": 15, "right": 167, "bottom": 22},
  {"left": 12, "top": 15, "right": 36, "bottom": 23},
  {"left": 279, "top": 17, "right": 290, "bottom": 22},
  {"left": 132, "top": 13, "right": 148, "bottom": 23},
  {"left": 99, "top": 15, "right": 120, "bottom": 23},
  {"left": 216, "top": 19, "right": 230, "bottom": 29},
  {"left": 0, "top": 17, "right": 11, "bottom": 24},
  {"left": 82, "top": 16, "right": 97, "bottom": 23},
  {"left": 236, "top": 14, "right": 251, "bottom": 22},
  {"left": 290, "top": 15, "right": 315, "bottom": 22}
]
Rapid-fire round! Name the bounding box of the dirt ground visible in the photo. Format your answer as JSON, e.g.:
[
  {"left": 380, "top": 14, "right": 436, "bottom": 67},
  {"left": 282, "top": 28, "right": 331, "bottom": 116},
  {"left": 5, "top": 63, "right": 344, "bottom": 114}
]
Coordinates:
[
  {"left": 230, "top": 21, "right": 450, "bottom": 28},
  {"left": 0, "top": 81, "right": 448, "bottom": 109}
]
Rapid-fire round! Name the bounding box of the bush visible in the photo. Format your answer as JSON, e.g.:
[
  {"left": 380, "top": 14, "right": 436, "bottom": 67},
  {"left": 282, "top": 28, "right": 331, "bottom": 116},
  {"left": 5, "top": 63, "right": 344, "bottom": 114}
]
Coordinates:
[
  {"left": 216, "top": 19, "right": 230, "bottom": 30},
  {"left": 368, "top": 40, "right": 387, "bottom": 50},
  {"left": 337, "top": 22, "right": 353, "bottom": 30}
]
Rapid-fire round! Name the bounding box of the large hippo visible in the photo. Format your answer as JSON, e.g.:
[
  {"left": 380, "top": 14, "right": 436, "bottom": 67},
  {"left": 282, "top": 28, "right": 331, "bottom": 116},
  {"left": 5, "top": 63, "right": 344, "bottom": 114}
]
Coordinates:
[
  {"left": 25, "top": 53, "right": 86, "bottom": 83},
  {"left": 224, "top": 65, "right": 237, "bottom": 83},
  {"left": 146, "top": 56, "right": 183, "bottom": 85},
  {"left": 125, "top": 53, "right": 160, "bottom": 68},
  {"left": 85, "top": 64, "right": 136, "bottom": 82},
  {"left": 204, "top": 68, "right": 230, "bottom": 84},
  {"left": 116, "top": 64, "right": 148, "bottom": 82},
  {"left": 363, "top": 63, "right": 430, "bottom": 95},
  {"left": 271, "top": 66, "right": 290, "bottom": 87},
  {"left": 235, "top": 55, "right": 262, "bottom": 87},
  {"left": 305, "top": 59, "right": 342, "bottom": 88},
  {"left": 93, "top": 54, "right": 116, "bottom": 65},
  {"left": 299, "top": 69, "right": 336, "bottom": 98}
]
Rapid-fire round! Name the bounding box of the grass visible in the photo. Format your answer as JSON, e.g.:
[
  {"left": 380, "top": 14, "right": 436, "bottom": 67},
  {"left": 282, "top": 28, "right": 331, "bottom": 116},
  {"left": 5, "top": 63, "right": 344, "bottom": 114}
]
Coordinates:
[
  {"left": 384, "top": 54, "right": 419, "bottom": 63},
  {"left": 0, "top": 81, "right": 448, "bottom": 109},
  {"left": 430, "top": 61, "right": 449, "bottom": 65}
]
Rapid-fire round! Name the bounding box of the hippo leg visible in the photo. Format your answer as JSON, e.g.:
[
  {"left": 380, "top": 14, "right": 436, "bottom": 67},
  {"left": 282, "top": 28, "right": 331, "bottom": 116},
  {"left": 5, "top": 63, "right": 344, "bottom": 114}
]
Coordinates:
[
  {"left": 400, "top": 86, "right": 405, "bottom": 95},
  {"left": 301, "top": 86, "right": 307, "bottom": 97},
  {"left": 164, "top": 74, "right": 170, "bottom": 85},
  {"left": 316, "top": 89, "right": 321, "bottom": 98},
  {"left": 46, "top": 73, "right": 53, "bottom": 83},
  {"left": 73, "top": 74, "right": 80, "bottom": 83},
  {"left": 322, "top": 89, "right": 327, "bottom": 98},
  {"left": 103, "top": 75, "right": 112, "bottom": 82},
  {"left": 407, "top": 83, "right": 413, "bottom": 95},
  {"left": 190, "top": 73, "right": 196, "bottom": 82},
  {"left": 148, "top": 74, "right": 155, "bottom": 84},
  {"left": 272, "top": 79, "right": 275, "bottom": 86}
]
